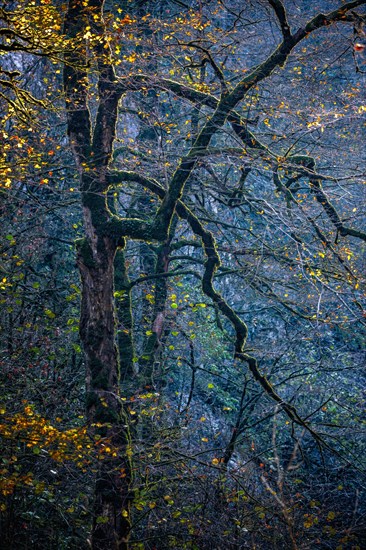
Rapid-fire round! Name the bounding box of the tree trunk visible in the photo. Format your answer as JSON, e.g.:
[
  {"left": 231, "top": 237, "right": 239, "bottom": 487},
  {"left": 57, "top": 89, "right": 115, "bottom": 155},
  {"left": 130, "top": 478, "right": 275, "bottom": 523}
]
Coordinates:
[
  {"left": 77, "top": 210, "right": 132, "bottom": 549},
  {"left": 63, "top": 0, "right": 134, "bottom": 543}
]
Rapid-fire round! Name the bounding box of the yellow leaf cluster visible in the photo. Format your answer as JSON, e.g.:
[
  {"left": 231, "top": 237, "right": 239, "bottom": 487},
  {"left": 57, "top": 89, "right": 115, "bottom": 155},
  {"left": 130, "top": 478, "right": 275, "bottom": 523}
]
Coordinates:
[{"left": 0, "top": 403, "right": 119, "bottom": 496}]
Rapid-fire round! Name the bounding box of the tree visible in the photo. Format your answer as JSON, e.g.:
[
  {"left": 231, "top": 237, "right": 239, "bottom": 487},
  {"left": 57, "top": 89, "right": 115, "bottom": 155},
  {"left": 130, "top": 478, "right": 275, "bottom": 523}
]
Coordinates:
[
  {"left": 1, "top": 0, "right": 366, "bottom": 548},
  {"left": 62, "top": 0, "right": 366, "bottom": 548}
]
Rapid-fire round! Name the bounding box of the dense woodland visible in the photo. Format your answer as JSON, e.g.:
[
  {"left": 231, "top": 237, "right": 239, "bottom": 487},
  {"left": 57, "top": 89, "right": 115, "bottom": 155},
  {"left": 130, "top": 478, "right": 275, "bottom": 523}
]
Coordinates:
[{"left": 1, "top": 0, "right": 366, "bottom": 548}]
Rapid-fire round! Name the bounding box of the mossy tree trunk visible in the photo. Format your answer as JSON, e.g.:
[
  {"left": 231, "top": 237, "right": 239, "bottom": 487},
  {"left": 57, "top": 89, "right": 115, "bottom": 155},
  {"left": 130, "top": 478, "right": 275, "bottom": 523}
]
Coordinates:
[
  {"left": 64, "top": 1, "right": 132, "bottom": 547},
  {"left": 77, "top": 233, "right": 132, "bottom": 549}
]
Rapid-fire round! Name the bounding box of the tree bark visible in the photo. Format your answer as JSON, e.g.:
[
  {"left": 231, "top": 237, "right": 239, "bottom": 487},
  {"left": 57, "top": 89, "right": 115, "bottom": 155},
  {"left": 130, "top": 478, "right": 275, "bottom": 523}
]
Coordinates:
[
  {"left": 77, "top": 224, "right": 132, "bottom": 549},
  {"left": 64, "top": 0, "right": 132, "bottom": 546}
]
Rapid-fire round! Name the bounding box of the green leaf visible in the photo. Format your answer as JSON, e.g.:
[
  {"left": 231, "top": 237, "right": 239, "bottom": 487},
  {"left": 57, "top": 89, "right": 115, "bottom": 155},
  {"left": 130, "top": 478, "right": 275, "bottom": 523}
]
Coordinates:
[
  {"left": 44, "top": 309, "right": 56, "bottom": 319},
  {"left": 96, "top": 516, "right": 109, "bottom": 524},
  {"left": 114, "top": 290, "right": 126, "bottom": 299}
]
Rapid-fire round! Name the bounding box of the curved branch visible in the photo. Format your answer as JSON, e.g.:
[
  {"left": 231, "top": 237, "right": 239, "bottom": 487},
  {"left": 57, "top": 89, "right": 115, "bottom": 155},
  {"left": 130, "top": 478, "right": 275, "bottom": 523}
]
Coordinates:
[
  {"left": 268, "top": 0, "right": 292, "bottom": 40},
  {"left": 108, "top": 169, "right": 321, "bottom": 430}
]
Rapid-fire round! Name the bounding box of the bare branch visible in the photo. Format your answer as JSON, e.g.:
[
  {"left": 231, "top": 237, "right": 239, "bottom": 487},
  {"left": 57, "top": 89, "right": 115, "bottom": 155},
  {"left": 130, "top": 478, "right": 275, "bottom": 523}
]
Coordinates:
[{"left": 268, "top": 0, "right": 292, "bottom": 39}]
